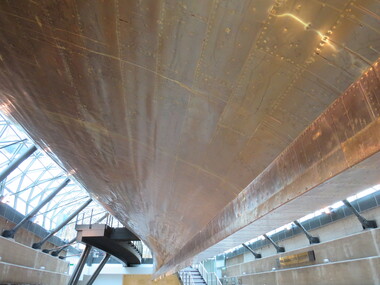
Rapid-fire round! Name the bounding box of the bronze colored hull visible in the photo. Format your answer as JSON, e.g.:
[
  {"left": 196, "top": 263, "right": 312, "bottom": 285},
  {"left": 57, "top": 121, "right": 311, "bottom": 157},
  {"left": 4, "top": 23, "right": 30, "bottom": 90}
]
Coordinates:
[{"left": 0, "top": 0, "right": 379, "bottom": 274}]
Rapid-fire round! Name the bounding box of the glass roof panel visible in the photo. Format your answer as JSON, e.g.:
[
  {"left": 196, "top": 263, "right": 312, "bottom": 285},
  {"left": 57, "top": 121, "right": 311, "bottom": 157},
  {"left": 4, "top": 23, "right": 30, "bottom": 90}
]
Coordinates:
[{"left": 0, "top": 112, "right": 108, "bottom": 236}]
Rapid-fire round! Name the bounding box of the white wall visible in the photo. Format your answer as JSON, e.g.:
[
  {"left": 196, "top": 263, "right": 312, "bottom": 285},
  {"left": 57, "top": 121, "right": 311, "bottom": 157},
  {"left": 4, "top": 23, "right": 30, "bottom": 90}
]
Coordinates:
[
  {"left": 78, "top": 264, "right": 154, "bottom": 284},
  {"left": 237, "top": 206, "right": 380, "bottom": 264},
  {"left": 92, "top": 274, "right": 123, "bottom": 285}
]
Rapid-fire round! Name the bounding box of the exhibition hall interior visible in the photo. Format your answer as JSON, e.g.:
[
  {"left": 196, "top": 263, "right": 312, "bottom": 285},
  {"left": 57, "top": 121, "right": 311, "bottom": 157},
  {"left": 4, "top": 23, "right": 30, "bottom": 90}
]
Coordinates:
[{"left": 0, "top": 0, "right": 379, "bottom": 284}]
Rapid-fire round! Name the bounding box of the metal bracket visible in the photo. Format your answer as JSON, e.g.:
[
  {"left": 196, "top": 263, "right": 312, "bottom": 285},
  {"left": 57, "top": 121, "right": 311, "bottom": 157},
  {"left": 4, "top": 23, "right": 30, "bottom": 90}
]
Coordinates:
[
  {"left": 264, "top": 234, "right": 285, "bottom": 253},
  {"left": 242, "top": 243, "right": 261, "bottom": 259},
  {"left": 293, "top": 221, "right": 320, "bottom": 244},
  {"left": 343, "top": 199, "right": 377, "bottom": 229}
]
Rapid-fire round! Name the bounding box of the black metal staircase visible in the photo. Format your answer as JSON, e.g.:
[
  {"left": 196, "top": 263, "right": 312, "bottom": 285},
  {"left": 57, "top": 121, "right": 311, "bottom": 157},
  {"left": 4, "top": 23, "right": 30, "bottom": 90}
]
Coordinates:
[
  {"left": 68, "top": 222, "right": 144, "bottom": 285},
  {"left": 75, "top": 224, "right": 142, "bottom": 265}
]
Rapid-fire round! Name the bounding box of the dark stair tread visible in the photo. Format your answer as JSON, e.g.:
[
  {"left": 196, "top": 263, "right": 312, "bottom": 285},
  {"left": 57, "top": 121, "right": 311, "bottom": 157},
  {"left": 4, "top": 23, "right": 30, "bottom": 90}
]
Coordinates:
[{"left": 76, "top": 226, "right": 142, "bottom": 265}]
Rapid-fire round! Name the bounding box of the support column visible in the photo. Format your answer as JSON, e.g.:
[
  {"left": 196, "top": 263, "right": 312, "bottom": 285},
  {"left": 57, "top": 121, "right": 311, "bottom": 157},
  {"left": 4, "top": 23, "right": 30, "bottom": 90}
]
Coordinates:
[
  {"left": 0, "top": 145, "right": 37, "bottom": 182},
  {"left": 2, "top": 178, "right": 70, "bottom": 238},
  {"left": 293, "top": 221, "right": 320, "bottom": 244},
  {"left": 86, "top": 253, "right": 111, "bottom": 285},
  {"left": 32, "top": 198, "right": 92, "bottom": 249},
  {"left": 67, "top": 244, "right": 92, "bottom": 285},
  {"left": 342, "top": 199, "right": 377, "bottom": 229},
  {"left": 242, "top": 243, "right": 261, "bottom": 259},
  {"left": 263, "top": 234, "right": 285, "bottom": 253}
]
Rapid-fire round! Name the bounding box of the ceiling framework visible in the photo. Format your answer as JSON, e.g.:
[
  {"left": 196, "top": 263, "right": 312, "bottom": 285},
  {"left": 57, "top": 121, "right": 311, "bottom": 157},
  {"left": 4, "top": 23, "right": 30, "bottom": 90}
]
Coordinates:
[{"left": 0, "top": 0, "right": 379, "bottom": 275}]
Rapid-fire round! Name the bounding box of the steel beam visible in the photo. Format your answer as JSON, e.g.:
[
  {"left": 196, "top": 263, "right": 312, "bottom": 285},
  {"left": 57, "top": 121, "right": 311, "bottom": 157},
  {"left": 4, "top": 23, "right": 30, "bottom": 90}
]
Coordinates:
[
  {"left": 32, "top": 198, "right": 92, "bottom": 249},
  {"left": 68, "top": 244, "right": 92, "bottom": 285},
  {"left": 42, "top": 236, "right": 75, "bottom": 255},
  {"left": 2, "top": 178, "right": 70, "bottom": 238},
  {"left": 94, "top": 212, "right": 109, "bottom": 224},
  {"left": 242, "top": 243, "right": 261, "bottom": 259},
  {"left": 342, "top": 199, "right": 377, "bottom": 229},
  {"left": 263, "top": 234, "right": 285, "bottom": 253},
  {"left": 0, "top": 139, "right": 27, "bottom": 150},
  {"left": 85, "top": 253, "right": 111, "bottom": 285},
  {"left": 0, "top": 145, "right": 37, "bottom": 183},
  {"left": 293, "top": 221, "right": 320, "bottom": 244},
  {"left": 49, "top": 237, "right": 75, "bottom": 256}
]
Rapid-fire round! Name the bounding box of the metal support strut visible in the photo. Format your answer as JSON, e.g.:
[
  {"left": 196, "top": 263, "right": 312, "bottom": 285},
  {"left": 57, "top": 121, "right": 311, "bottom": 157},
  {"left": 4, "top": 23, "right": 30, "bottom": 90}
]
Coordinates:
[
  {"left": 264, "top": 234, "right": 285, "bottom": 253},
  {"left": 0, "top": 145, "right": 37, "bottom": 182},
  {"left": 2, "top": 178, "right": 70, "bottom": 238},
  {"left": 42, "top": 237, "right": 76, "bottom": 255},
  {"left": 342, "top": 199, "right": 377, "bottom": 229},
  {"left": 32, "top": 198, "right": 92, "bottom": 249},
  {"left": 293, "top": 221, "right": 320, "bottom": 244},
  {"left": 242, "top": 243, "right": 261, "bottom": 259},
  {"left": 85, "top": 253, "right": 111, "bottom": 285},
  {"left": 68, "top": 244, "right": 92, "bottom": 285}
]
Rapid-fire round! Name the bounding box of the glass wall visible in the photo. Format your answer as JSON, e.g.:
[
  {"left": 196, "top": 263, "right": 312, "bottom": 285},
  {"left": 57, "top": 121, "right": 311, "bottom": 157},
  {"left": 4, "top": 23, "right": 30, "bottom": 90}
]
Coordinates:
[{"left": 0, "top": 113, "right": 106, "bottom": 241}]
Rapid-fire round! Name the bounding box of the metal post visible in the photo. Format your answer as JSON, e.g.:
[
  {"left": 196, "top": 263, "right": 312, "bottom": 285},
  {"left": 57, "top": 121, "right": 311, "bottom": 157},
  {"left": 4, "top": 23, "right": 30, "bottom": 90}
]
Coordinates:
[
  {"left": 242, "top": 243, "right": 261, "bottom": 258},
  {"left": 293, "top": 221, "right": 320, "bottom": 244},
  {"left": 342, "top": 199, "right": 377, "bottom": 229},
  {"left": 0, "top": 145, "right": 37, "bottom": 182},
  {"left": 2, "top": 178, "right": 70, "bottom": 238},
  {"left": 89, "top": 209, "right": 93, "bottom": 228},
  {"left": 263, "top": 234, "right": 285, "bottom": 253},
  {"left": 85, "top": 253, "right": 111, "bottom": 285},
  {"left": 32, "top": 198, "right": 92, "bottom": 249},
  {"left": 67, "top": 244, "right": 92, "bottom": 285}
]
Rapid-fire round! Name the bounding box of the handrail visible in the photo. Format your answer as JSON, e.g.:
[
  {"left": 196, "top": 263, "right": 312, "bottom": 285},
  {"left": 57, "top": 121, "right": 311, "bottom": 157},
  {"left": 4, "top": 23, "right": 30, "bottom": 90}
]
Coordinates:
[
  {"left": 193, "top": 263, "right": 222, "bottom": 285},
  {"left": 131, "top": 240, "right": 144, "bottom": 257},
  {"left": 178, "top": 271, "right": 196, "bottom": 285},
  {"left": 211, "top": 272, "right": 222, "bottom": 285}
]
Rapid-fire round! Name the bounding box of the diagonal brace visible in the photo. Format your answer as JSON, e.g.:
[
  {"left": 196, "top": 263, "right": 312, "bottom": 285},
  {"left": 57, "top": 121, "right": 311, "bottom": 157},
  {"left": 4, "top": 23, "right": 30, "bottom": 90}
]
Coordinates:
[
  {"left": 343, "top": 199, "right": 377, "bottom": 229},
  {"left": 68, "top": 244, "right": 92, "bottom": 285},
  {"left": 264, "top": 234, "right": 285, "bottom": 253},
  {"left": 2, "top": 178, "right": 70, "bottom": 238},
  {"left": 86, "top": 253, "right": 111, "bottom": 285},
  {"left": 242, "top": 243, "right": 261, "bottom": 258},
  {"left": 293, "top": 221, "right": 320, "bottom": 244},
  {"left": 0, "top": 145, "right": 37, "bottom": 183},
  {"left": 32, "top": 198, "right": 92, "bottom": 249}
]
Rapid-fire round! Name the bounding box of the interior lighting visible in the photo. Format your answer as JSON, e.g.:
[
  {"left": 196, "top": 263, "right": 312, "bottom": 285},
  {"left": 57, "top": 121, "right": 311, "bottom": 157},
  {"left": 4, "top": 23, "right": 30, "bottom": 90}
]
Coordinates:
[
  {"left": 269, "top": 11, "right": 336, "bottom": 50},
  {"left": 0, "top": 101, "right": 13, "bottom": 116}
]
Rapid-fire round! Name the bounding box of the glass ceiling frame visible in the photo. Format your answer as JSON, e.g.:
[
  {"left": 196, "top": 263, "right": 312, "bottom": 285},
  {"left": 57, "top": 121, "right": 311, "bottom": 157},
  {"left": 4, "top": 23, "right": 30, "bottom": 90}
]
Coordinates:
[{"left": 0, "top": 113, "right": 106, "bottom": 240}]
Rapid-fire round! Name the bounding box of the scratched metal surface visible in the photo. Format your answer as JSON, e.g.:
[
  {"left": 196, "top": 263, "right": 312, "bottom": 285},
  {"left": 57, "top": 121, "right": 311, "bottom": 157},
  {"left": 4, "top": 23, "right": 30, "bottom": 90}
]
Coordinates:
[
  {"left": 0, "top": 0, "right": 379, "bottom": 274},
  {"left": 159, "top": 60, "right": 380, "bottom": 275}
]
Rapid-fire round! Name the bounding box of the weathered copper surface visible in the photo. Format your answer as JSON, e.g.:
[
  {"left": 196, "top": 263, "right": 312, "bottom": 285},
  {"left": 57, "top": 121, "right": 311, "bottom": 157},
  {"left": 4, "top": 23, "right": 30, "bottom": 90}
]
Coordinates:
[
  {"left": 160, "top": 60, "right": 380, "bottom": 275},
  {"left": 0, "top": 0, "right": 379, "bottom": 275}
]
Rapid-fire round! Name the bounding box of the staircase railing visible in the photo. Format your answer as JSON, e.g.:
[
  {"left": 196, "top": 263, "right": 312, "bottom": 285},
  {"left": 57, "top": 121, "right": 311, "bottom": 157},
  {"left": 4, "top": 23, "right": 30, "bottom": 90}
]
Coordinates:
[
  {"left": 193, "top": 263, "right": 222, "bottom": 285},
  {"left": 130, "top": 240, "right": 143, "bottom": 257},
  {"left": 178, "top": 271, "right": 196, "bottom": 285}
]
